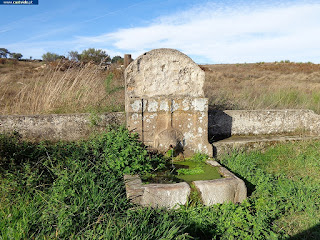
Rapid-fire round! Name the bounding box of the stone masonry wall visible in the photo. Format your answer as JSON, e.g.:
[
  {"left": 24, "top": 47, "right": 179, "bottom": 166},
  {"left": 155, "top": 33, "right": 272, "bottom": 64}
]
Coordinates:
[
  {"left": 0, "top": 112, "right": 125, "bottom": 141},
  {"left": 209, "top": 109, "right": 320, "bottom": 138},
  {"left": 1, "top": 110, "right": 320, "bottom": 143}
]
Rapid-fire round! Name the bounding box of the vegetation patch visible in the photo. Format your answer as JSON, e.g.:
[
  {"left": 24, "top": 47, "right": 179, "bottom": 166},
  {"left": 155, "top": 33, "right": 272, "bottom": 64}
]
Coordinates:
[
  {"left": 141, "top": 153, "right": 222, "bottom": 184},
  {"left": 1, "top": 129, "right": 320, "bottom": 239}
]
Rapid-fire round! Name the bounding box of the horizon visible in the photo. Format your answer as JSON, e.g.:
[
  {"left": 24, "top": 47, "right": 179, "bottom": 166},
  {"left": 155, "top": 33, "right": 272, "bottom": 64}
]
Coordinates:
[{"left": 1, "top": 0, "right": 320, "bottom": 64}]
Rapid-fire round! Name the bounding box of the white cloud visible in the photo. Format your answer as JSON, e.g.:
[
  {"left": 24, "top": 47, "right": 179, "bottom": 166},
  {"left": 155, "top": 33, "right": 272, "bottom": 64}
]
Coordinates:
[{"left": 76, "top": 1, "right": 320, "bottom": 63}]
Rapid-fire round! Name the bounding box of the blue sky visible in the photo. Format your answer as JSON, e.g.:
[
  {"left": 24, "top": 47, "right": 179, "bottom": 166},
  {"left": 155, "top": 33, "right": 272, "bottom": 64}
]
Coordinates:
[{"left": 1, "top": 0, "right": 320, "bottom": 63}]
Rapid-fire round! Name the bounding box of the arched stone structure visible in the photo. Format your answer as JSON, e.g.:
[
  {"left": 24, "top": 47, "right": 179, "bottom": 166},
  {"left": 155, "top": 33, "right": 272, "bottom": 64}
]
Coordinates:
[{"left": 125, "top": 48, "right": 212, "bottom": 156}]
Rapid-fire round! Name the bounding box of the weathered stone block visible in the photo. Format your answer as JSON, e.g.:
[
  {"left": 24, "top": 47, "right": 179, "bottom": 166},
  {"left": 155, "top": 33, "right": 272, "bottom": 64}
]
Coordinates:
[
  {"left": 124, "top": 174, "right": 190, "bottom": 209},
  {"left": 141, "top": 182, "right": 190, "bottom": 209}
]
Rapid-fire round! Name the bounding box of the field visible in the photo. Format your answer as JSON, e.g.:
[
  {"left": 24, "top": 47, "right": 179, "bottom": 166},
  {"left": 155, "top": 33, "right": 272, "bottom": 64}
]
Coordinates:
[
  {"left": 1, "top": 59, "right": 320, "bottom": 114},
  {"left": 0, "top": 59, "right": 124, "bottom": 115},
  {"left": 202, "top": 62, "right": 320, "bottom": 112},
  {"left": 1, "top": 129, "right": 319, "bottom": 239}
]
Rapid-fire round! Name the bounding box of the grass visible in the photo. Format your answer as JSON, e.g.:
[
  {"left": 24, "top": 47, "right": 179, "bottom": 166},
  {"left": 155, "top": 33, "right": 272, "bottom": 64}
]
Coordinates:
[
  {"left": 219, "top": 141, "right": 320, "bottom": 239},
  {"left": 1, "top": 129, "right": 320, "bottom": 239},
  {"left": 2, "top": 59, "right": 320, "bottom": 114},
  {"left": 0, "top": 59, "right": 124, "bottom": 115},
  {"left": 202, "top": 62, "right": 320, "bottom": 113}
]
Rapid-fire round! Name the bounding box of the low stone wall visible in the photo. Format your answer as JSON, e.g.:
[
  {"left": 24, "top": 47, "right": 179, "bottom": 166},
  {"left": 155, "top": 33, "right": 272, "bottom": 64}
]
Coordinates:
[
  {"left": 0, "top": 112, "right": 125, "bottom": 141},
  {"left": 209, "top": 109, "right": 320, "bottom": 138},
  {"left": 1, "top": 109, "right": 319, "bottom": 142}
]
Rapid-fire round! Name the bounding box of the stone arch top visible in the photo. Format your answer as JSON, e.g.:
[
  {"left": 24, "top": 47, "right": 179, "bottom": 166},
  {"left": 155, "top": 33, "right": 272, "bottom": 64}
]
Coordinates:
[{"left": 125, "top": 48, "right": 205, "bottom": 98}]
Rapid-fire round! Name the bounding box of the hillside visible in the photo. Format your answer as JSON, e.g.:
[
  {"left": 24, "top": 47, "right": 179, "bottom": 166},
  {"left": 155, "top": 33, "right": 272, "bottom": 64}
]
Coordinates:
[{"left": 1, "top": 59, "right": 320, "bottom": 114}]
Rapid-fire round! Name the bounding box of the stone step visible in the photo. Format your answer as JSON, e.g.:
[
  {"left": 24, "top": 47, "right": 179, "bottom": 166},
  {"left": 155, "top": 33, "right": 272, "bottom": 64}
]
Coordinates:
[{"left": 212, "top": 134, "right": 320, "bottom": 156}]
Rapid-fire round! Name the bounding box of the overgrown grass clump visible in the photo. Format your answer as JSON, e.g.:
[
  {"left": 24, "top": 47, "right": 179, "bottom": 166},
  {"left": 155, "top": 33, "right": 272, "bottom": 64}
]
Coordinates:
[{"left": 1, "top": 129, "right": 320, "bottom": 239}]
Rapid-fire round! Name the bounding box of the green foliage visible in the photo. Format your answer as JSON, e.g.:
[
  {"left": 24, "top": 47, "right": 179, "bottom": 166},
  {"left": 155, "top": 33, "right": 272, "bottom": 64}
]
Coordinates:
[
  {"left": 42, "top": 52, "right": 65, "bottom": 62},
  {"left": 0, "top": 48, "right": 10, "bottom": 58},
  {"left": 1, "top": 132, "right": 320, "bottom": 239},
  {"left": 189, "top": 153, "right": 208, "bottom": 162},
  {"left": 9, "top": 52, "right": 23, "bottom": 60},
  {"left": 111, "top": 55, "right": 124, "bottom": 64},
  {"left": 80, "top": 48, "right": 110, "bottom": 64},
  {"left": 67, "top": 50, "right": 81, "bottom": 61},
  {"left": 219, "top": 142, "right": 320, "bottom": 238}
]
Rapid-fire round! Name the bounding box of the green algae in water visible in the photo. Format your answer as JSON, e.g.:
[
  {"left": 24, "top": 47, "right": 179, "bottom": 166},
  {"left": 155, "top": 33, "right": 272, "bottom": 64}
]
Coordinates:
[
  {"left": 175, "top": 161, "right": 222, "bottom": 183},
  {"left": 142, "top": 160, "right": 222, "bottom": 184}
]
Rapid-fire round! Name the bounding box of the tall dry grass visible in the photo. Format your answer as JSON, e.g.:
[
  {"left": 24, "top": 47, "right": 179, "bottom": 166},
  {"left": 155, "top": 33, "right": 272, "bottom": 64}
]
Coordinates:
[
  {"left": 202, "top": 62, "right": 320, "bottom": 113},
  {"left": 0, "top": 60, "right": 124, "bottom": 115},
  {"left": 2, "top": 60, "right": 320, "bottom": 115}
]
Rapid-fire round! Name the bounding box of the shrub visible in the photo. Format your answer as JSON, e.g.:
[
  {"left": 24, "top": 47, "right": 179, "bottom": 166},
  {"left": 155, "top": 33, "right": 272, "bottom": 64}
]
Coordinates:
[
  {"left": 80, "top": 48, "right": 110, "bottom": 64},
  {"left": 42, "top": 52, "right": 65, "bottom": 62}
]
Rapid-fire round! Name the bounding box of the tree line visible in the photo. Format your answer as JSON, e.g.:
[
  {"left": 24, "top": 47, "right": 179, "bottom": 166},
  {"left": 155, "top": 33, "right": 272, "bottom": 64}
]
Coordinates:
[
  {"left": 0, "top": 48, "right": 23, "bottom": 60},
  {"left": 0, "top": 47, "right": 124, "bottom": 65},
  {"left": 42, "top": 48, "right": 123, "bottom": 65}
]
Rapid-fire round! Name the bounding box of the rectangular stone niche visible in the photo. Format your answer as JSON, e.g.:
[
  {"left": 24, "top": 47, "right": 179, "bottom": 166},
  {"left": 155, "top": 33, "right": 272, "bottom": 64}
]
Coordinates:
[
  {"left": 127, "top": 97, "right": 212, "bottom": 156},
  {"left": 124, "top": 160, "right": 247, "bottom": 209}
]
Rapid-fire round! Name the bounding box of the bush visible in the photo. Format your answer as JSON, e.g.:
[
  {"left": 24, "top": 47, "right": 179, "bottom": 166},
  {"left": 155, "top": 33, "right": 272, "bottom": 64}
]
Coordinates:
[
  {"left": 80, "top": 48, "right": 110, "bottom": 64},
  {"left": 42, "top": 52, "right": 65, "bottom": 62}
]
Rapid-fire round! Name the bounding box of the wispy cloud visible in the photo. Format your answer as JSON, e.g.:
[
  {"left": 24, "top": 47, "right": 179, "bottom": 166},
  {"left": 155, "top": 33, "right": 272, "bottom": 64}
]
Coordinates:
[{"left": 76, "top": 1, "right": 320, "bottom": 63}]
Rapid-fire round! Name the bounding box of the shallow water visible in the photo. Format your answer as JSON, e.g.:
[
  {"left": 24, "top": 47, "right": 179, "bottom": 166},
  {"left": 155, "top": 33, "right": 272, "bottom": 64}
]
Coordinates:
[
  {"left": 175, "top": 161, "right": 222, "bottom": 183},
  {"left": 142, "top": 160, "right": 222, "bottom": 184}
]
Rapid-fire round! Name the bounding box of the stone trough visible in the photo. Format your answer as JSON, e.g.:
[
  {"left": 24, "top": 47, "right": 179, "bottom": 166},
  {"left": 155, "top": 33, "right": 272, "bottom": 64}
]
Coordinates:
[{"left": 124, "top": 160, "right": 246, "bottom": 209}]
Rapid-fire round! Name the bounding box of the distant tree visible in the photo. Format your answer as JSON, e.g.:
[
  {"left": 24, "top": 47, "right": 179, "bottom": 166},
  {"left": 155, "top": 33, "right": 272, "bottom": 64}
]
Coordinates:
[
  {"left": 42, "top": 52, "right": 65, "bottom": 62},
  {"left": 80, "top": 48, "right": 110, "bottom": 64},
  {"left": 68, "top": 51, "right": 81, "bottom": 61},
  {"left": 0, "top": 48, "right": 10, "bottom": 58},
  {"left": 111, "top": 55, "right": 124, "bottom": 64},
  {"left": 10, "top": 52, "right": 23, "bottom": 60}
]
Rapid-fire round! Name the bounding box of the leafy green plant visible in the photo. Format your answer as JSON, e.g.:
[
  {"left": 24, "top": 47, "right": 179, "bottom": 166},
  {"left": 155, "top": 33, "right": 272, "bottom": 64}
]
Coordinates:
[
  {"left": 177, "top": 167, "right": 204, "bottom": 175},
  {"left": 189, "top": 153, "right": 208, "bottom": 162}
]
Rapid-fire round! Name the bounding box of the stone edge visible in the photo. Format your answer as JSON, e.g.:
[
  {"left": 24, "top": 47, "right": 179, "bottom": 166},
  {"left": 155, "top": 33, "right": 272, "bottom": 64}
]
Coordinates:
[{"left": 193, "top": 160, "right": 247, "bottom": 205}]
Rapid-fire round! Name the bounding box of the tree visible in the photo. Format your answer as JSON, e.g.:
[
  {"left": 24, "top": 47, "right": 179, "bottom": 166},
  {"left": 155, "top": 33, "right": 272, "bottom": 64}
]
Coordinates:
[
  {"left": 111, "top": 55, "right": 124, "bottom": 64},
  {"left": 42, "top": 52, "right": 65, "bottom": 62},
  {"left": 0, "top": 48, "right": 10, "bottom": 58},
  {"left": 68, "top": 51, "right": 81, "bottom": 61},
  {"left": 10, "top": 52, "right": 23, "bottom": 60},
  {"left": 80, "top": 48, "right": 110, "bottom": 64}
]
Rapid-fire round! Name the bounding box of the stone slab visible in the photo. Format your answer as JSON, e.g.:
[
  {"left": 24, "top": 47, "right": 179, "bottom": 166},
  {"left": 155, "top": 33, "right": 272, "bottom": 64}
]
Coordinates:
[
  {"left": 124, "top": 174, "right": 190, "bottom": 209},
  {"left": 141, "top": 182, "right": 191, "bottom": 209}
]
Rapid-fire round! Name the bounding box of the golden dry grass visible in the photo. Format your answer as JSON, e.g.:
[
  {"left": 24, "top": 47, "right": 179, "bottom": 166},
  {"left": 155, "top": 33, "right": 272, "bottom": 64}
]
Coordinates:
[
  {"left": 201, "top": 62, "right": 320, "bottom": 113},
  {"left": 1, "top": 59, "right": 320, "bottom": 115},
  {"left": 0, "top": 59, "right": 124, "bottom": 115}
]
